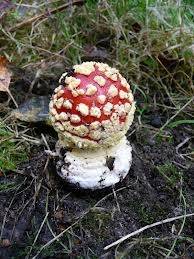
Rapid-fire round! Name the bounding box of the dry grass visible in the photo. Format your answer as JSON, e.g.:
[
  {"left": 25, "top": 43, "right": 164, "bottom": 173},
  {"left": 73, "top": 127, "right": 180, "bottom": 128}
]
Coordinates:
[
  {"left": 1, "top": 0, "right": 194, "bottom": 126},
  {"left": 0, "top": 0, "right": 194, "bottom": 258}
]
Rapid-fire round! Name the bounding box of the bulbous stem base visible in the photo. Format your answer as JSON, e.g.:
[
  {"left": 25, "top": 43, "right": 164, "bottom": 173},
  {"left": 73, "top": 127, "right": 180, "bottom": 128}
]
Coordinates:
[{"left": 56, "top": 136, "right": 132, "bottom": 190}]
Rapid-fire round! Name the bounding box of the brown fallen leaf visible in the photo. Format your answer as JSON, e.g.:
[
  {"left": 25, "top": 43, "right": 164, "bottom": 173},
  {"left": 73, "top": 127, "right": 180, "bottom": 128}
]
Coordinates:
[
  {"left": 0, "top": 55, "right": 11, "bottom": 92},
  {"left": 54, "top": 210, "right": 65, "bottom": 220},
  {"left": 0, "top": 56, "right": 18, "bottom": 107},
  {"left": 1, "top": 238, "right": 11, "bottom": 247}
]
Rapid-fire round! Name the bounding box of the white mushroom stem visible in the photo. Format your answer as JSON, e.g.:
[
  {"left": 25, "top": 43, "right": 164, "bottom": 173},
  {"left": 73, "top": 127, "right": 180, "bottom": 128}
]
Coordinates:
[{"left": 56, "top": 137, "right": 132, "bottom": 189}]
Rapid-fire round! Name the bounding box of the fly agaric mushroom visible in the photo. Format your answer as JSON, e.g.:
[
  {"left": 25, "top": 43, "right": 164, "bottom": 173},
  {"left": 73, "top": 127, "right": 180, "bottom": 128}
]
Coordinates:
[{"left": 49, "top": 61, "right": 135, "bottom": 189}]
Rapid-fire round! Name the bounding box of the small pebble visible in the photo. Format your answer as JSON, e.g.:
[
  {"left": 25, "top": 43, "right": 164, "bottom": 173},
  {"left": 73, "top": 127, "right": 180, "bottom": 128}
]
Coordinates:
[{"left": 150, "top": 114, "right": 162, "bottom": 128}]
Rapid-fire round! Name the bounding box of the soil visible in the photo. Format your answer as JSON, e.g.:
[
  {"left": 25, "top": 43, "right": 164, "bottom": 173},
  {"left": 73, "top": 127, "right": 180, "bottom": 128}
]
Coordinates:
[
  {"left": 0, "top": 124, "right": 194, "bottom": 258},
  {"left": 0, "top": 77, "right": 194, "bottom": 259}
]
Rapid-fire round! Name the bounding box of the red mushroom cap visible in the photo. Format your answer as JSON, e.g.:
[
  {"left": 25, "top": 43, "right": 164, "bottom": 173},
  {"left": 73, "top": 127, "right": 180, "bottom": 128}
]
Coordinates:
[{"left": 49, "top": 62, "right": 135, "bottom": 148}]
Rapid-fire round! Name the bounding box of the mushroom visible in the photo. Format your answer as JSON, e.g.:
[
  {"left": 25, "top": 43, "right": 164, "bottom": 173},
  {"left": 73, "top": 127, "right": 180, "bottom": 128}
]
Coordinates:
[{"left": 49, "top": 61, "right": 135, "bottom": 189}]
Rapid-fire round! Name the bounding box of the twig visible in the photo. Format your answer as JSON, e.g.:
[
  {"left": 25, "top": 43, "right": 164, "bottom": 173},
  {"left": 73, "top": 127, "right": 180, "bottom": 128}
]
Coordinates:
[
  {"left": 175, "top": 137, "right": 191, "bottom": 155},
  {"left": 104, "top": 213, "right": 194, "bottom": 250},
  {"left": 32, "top": 217, "right": 82, "bottom": 259},
  {"left": 9, "top": 0, "right": 84, "bottom": 32},
  {"left": 33, "top": 185, "right": 134, "bottom": 258},
  {"left": 27, "top": 212, "right": 49, "bottom": 258},
  {"left": 165, "top": 177, "right": 187, "bottom": 257},
  {"left": 0, "top": 178, "right": 27, "bottom": 239},
  {"left": 10, "top": 198, "right": 33, "bottom": 241},
  {"left": 7, "top": 89, "right": 18, "bottom": 108},
  {"left": 156, "top": 56, "right": 188, "bottom": 96},
  {"left": 45, "top": 190, "right": 70, "bottom": 252},
  {"left": 41, "top": 133, "right": 50, "bottom": 150},
  {"left": 112, "top": 187, "right": 121, "bottom": 212}
]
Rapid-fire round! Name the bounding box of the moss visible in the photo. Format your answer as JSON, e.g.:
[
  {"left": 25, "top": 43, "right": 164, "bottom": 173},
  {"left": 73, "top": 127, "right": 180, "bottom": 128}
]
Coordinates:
[
  {"left": 11, "top": 242, "right": 60, "bottom": 259},
  {"left": 137, "top": 204, "right": 167, "bottom": 225},
  {"left": 82, "top": 210, "right": 111, "bottom": 241},
  {"left": 156, "top": 132, "right": 174, "bottom": 144},
  {"left": 0, "top": 121, "right": 28, "bottom": 172},
  {"left": 157, "top": 163, "right": 182, "bottom": 188},
  {"left": 0, "top": 181, "right": 18, "bottom": 192}
]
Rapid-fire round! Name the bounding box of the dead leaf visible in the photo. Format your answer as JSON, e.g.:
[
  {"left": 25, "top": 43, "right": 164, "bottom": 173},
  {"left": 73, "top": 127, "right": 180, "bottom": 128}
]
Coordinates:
[
  {"left": 1, "top": 239, "right": 11, "bottom": 247},
  {"left": 0, "top": 56, "right": 18, "bottom": 107},
  {"left": 0, "top": 56, "right": 11, "bottom": 92},
  {"left": 54, "top": 210, "right": 65, "bottom": 220}
]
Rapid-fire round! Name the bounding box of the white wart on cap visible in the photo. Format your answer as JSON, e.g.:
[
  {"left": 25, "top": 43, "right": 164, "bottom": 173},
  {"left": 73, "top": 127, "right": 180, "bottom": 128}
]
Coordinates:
[{"left": 49, "top": 61, "right": 135, "bottom": 148}]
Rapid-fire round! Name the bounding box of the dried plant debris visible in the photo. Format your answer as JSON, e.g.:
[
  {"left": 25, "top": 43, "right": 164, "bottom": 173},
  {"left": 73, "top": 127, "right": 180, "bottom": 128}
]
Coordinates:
[
  {"left": 0, "top": 0, "right": 194, "bottom": 258},
  {"left": 0, "top": 56, "right": 11, "bottom": 92},
  {"left": 0, "top": 126, "right": 193, "bottom": 258}
]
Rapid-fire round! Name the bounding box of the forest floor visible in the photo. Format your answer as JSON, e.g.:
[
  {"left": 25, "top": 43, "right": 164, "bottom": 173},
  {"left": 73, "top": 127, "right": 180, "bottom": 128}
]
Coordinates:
[{"left": 0, "top": 1, "right": 194, "bottom": 258}]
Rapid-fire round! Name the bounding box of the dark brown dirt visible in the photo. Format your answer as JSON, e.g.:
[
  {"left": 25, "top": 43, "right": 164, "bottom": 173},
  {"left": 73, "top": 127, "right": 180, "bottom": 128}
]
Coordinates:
[
  {"left": 0, "top": 122, "right": 193, "bottom": 259},
  {"left": 0, "top": 67, "right": 193, "bottom": 258}
]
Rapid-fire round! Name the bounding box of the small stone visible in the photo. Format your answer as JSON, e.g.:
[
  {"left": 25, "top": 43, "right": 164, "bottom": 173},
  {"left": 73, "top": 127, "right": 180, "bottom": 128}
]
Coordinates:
[
  {"left": 150, "top": 114, "right": 162, "bottom": 128},
  {"left": 11, "top": 96, "right": 49, "bottom": 123}
]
